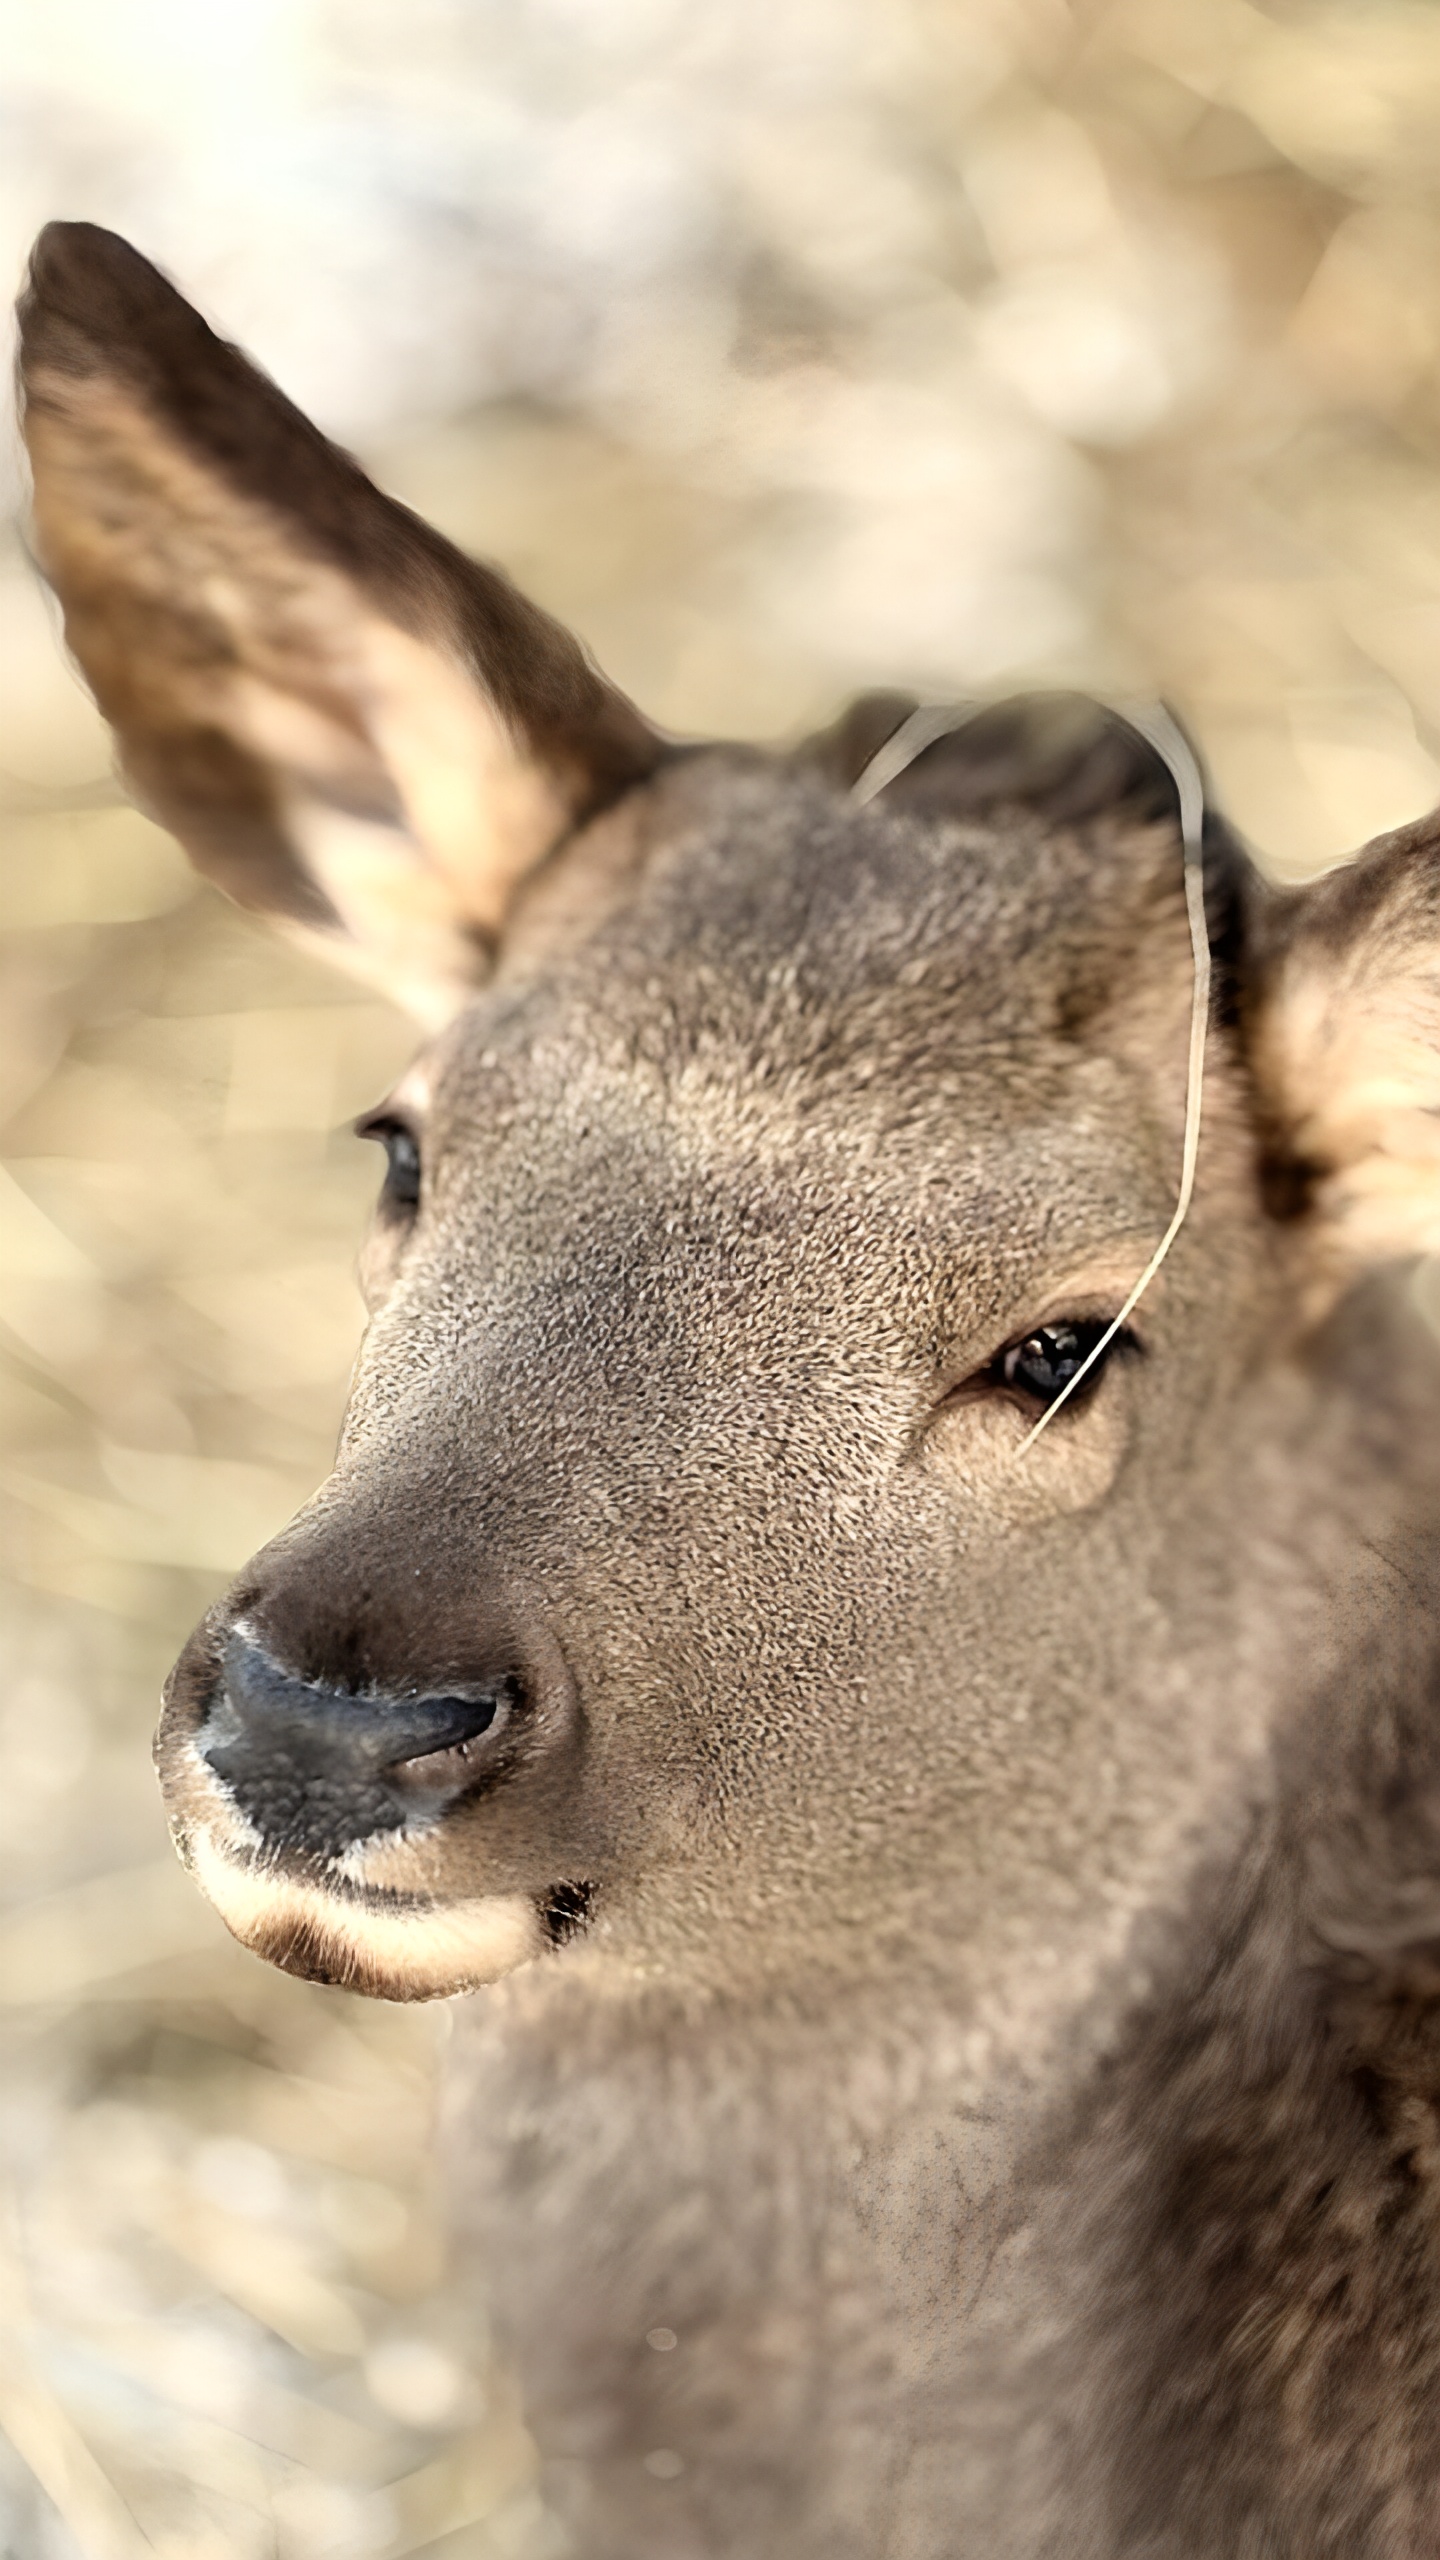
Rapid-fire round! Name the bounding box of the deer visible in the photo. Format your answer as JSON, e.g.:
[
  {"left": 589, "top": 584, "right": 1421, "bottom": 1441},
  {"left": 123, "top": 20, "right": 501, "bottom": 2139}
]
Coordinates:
[{"left": 15, "top": 219, "right": 1440, "bottom": 2558}]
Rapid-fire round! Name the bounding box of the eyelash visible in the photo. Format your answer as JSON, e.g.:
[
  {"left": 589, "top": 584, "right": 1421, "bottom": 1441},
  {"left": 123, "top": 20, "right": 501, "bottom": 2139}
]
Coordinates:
[{"left": 356, "top": 1113, "right": 422, "bottom": 1211}]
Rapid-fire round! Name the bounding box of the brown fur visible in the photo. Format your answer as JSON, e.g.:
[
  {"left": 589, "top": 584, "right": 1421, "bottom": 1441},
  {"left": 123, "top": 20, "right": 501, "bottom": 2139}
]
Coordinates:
[{"left": 18, "top": 224, "right": 1440, "bottom": 2556}]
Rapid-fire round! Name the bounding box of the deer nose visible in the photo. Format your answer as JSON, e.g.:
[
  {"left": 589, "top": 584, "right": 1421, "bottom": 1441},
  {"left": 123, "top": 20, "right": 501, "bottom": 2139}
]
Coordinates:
[{"left": 196, "top": 1629, "right": 520, "bottom": 1858}]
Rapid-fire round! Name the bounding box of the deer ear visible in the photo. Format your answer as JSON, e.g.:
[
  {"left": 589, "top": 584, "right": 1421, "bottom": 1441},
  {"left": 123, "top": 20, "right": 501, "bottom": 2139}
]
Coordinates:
[
  {"left": 18, "top": 223, "right": 663, "bottom": 1023},
  {"left": 1252, "top": 810, "right": 1440, "bottom": 1278}
]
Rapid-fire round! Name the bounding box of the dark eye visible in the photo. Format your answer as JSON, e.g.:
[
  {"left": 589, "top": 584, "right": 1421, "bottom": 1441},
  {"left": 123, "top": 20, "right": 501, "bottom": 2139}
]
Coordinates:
[
  {"left": 997, "top": 1318, "right": 1130, "bottom": 1407},
  {"left": 357, "top": 1114, "right": 422, "bottom": 1210}
]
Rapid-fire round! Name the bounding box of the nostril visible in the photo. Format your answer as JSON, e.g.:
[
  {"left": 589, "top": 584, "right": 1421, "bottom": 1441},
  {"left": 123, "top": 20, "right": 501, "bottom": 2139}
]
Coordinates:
[
  {"left": 367, "top": 1689, "right": 508, "bottom": 1768},
  {"left": 197, "top": 1631, "right": 523, "bottom": 1857},
  {"left": 383, "top": 1699, "right": 498, "bottom": 1764}
]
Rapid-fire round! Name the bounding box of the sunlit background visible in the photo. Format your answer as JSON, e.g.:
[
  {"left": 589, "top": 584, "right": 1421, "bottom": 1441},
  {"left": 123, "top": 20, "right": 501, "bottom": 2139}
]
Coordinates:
[{"left": 6, "top": 1, "right": 1440, "bottom": 2551}]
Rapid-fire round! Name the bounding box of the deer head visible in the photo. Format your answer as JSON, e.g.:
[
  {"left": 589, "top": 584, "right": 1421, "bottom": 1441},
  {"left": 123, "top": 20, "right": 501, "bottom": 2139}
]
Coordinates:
[{"left": 17, "top": 224, "right": 1440, "bottom": 2068}]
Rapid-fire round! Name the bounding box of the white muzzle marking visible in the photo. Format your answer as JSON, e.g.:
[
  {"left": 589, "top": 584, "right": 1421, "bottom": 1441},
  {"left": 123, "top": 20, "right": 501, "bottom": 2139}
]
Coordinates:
[{"left": 188, "top": 1828, "right": 543, "bottom": 2000}]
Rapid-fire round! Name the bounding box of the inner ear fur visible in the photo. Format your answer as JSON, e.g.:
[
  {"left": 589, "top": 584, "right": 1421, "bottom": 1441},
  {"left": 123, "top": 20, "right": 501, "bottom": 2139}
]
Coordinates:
[
  {"left": 18, "top": 222, "right": 662, "bottom": 1022},
  {"left": 1250, "top": 806, "right": 1440, "bottom": 1278}
]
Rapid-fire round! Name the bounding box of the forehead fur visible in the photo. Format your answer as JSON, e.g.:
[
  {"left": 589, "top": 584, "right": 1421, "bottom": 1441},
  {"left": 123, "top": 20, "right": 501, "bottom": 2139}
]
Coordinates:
[
  {"left": 493, "top": 752, "right": 1195, "bottom": 1100},
  {"left": 408, "top": 754, "right": 1204, "bottom": 1378}
]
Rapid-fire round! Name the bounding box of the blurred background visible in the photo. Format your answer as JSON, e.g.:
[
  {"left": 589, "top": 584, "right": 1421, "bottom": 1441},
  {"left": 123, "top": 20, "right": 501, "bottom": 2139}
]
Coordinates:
[{"left": 5, "top": 0, "right": 1440, "bottom": 2549}]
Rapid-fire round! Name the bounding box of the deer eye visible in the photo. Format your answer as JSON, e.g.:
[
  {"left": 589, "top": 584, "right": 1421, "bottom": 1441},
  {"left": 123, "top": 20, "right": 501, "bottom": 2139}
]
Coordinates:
[
  {"left": 357, "top": 1114, "right": 422, "bottom": 1211},
  {"left": 997, "top": 1319, "right": 1130, "bottom": 1407}
]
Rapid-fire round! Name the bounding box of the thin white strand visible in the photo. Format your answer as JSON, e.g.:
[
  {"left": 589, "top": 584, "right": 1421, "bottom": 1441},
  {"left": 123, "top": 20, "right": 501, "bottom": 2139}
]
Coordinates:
[
  {"left": 1014, "top": 703, "right": 1210, "bottom": 1456},
  {"left": 847, "top": 695, "right": 1212, "bottom": 1465},
  {"left": 849, "top": 702, "right": 981, "bottom": 805}
]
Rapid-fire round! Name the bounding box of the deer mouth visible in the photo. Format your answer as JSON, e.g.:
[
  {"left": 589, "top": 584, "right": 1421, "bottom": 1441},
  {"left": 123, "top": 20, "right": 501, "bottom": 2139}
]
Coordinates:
[
  {"left": 183, "top": 1819, "right": 547, "bottom": 1997},
  {"left": 162, "top": 1755, "right": 558, "bottom": 1999}
]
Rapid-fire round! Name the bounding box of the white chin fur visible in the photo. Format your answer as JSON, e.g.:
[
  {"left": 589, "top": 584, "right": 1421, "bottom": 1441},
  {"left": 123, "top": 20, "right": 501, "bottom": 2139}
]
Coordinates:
[{"left": 188, "top": 1829, "right": 544, "bottom": 2000}]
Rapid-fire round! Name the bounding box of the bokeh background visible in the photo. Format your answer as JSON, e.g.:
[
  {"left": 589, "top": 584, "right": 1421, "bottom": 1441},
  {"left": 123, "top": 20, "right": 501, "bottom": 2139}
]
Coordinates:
[{"left": 6, "top": 0, "right": 1440, "bottom": 2550}]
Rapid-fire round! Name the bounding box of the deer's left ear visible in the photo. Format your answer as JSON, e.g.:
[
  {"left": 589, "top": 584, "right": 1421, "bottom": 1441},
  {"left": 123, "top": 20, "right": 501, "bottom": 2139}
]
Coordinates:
[
  {"left": 18, "top": 223, "right": 664, "bottom": 1023},
  {"left": 1250, "top": 809, "right": 1440, "bottom": 1280}
]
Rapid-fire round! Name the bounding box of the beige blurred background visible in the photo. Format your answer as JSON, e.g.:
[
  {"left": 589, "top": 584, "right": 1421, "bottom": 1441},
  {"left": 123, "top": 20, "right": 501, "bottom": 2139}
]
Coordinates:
[{"left": 5, "top": 0, "right": 1440, "bottom": 2551}]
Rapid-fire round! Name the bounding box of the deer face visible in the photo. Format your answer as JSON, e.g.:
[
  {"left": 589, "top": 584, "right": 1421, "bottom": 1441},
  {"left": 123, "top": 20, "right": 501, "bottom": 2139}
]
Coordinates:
[
  {"left": 20, "top": 227, "right": 1440, "bottom": 2030},
  {"left": 155, "top": 748, "right": 1277, "bottom": 2008}
]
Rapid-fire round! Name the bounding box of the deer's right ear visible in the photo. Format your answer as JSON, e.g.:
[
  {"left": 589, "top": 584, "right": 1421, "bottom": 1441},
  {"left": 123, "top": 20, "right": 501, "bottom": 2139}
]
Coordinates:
[{"left": 18, "top": 223, "right": 663, "bottom": 1023}]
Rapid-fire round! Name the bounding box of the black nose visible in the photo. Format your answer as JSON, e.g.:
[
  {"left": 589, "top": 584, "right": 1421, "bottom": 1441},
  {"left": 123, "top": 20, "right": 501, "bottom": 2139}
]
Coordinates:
[{"left": 198, "top": 1631, "right": 519, "bottom": 1858}]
